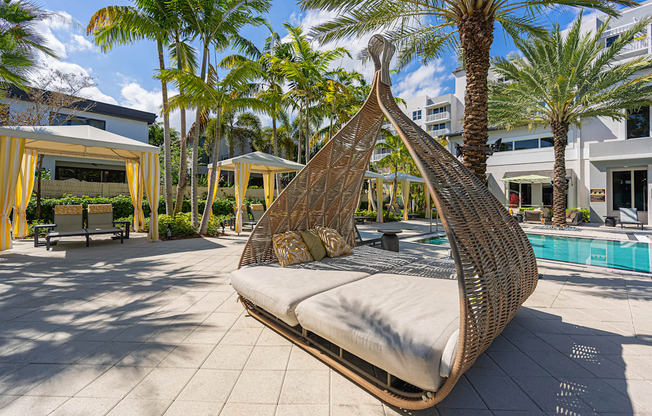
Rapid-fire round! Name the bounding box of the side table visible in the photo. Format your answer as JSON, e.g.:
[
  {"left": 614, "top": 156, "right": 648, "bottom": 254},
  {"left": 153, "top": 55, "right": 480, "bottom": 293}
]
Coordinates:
[
  {"left": 113, "top": 220, "right": 131, "bottom": 239},
  {"left": 378, "top": 228, "right": 402, "bottom": 252},
  {"left": 34, "top": 224, "right": 56, "bottom": 247}
]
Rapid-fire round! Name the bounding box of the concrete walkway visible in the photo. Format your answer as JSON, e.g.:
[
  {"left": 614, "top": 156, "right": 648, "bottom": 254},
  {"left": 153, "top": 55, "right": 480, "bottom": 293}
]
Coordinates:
[{"left": 0, "top": 230, "right": 650, "bottom": 416}]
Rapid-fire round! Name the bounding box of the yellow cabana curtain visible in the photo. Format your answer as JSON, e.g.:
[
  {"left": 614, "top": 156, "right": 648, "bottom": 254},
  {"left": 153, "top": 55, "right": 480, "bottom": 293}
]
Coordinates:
[
  {"left": 262, "top": 172, "right": 274, "bottom": 209},
  {"left": 140, "top": 152, "right": 160, "bottom": 241},
  {"left": 234, "top": 162, "right": 252, "bottom": 234},
  {"left": 1, "top": 137, "right": 26, "bottom": 251},
  {"left": 402, "top": 180, "right": 410, "bottom": 221},
  {"left": 376, "top": 177, "right": 383, "bottom": 223},
  {"left": 125, "top": 159, "right": 145, "bottom": 232},
  {"left": 14, "top": 149, "right": 38, "bottom": 238},
  {"left": 207, "top": 166, "right": 221, "bottom": 217}
]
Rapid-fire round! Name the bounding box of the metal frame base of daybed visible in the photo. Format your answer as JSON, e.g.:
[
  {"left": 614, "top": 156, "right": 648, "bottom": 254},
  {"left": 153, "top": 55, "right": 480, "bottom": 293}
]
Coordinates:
[{"left": 238, "top": 296, "right": 442, "bottom": 410}]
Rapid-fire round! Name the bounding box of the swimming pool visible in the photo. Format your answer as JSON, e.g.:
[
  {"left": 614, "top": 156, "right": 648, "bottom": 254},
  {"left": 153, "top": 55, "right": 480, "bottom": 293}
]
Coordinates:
[{"left": 419, "top": 233, "right": 652, "bottom": 273}]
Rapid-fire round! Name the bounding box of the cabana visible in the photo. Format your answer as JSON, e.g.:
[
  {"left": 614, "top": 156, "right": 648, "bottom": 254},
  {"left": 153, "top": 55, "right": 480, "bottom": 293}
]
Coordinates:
[
  {"left": 383, "top": 171, "right": 426, "bottom": 220},
  {"left": 207, "top": 151, "right": 304, "bottom": 233},
  {"left": 500, "top": 173, "right": 552, "bottom": 208},
  {"left": 364, "top": 171, "right": 384, "bottom": 223},
  {"left": 0, "top": 125, "right": 160, "bottom": 252}
]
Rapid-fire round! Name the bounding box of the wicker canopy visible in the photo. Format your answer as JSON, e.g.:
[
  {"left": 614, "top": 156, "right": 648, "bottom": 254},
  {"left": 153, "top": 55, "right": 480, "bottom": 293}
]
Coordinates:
[{"left": 237, "top": 35, "right": 538, "bottom": 409}]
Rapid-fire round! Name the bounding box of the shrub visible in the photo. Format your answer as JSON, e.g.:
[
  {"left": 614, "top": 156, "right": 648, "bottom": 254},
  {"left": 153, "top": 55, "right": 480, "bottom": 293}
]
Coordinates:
[
  {"left": 355, "top": 209, "right": 375, "bottom": 217},
  {"left": 158, "top": 213, "right": 196, "bottom": 238}
]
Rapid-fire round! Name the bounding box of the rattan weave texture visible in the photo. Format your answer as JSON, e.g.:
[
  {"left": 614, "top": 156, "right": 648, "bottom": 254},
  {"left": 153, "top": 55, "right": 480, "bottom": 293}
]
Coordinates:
[{"left": 236, "top": 34, "right": 538, "bottom": 408}]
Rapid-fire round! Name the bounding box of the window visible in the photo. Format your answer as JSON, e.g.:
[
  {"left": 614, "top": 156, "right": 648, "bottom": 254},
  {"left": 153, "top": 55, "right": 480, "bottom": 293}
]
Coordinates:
[
  {"left": 55, "top": 166, "right": 126, "bottom": 183},
  {"left": 498, "top": 141, "right": 513, "bottom": 152},
  {"left": 509, "top": 182, "right": 532, "bottom": 206},
  {"left": 542, "top": 184, "right": 553, "bottom": 207},
  {"left": 51, "top": 113, "right": 107, "bottom": 130},
  {"left": 412, "top": 110, "right": 422, "bottom": 121},
  {"left": 606, "top": 35, "right": 619, "bottom": 47},
  {"left": 514, "top": 138, "right": 539, "bottom": 150},
  {"left": 540, "top": 137, "right": 554, "bottom": 148},
  {"left": 612, "top": 170, "right": 632, "bottom": 210},
  {"left": 626, "top": 106, "right": 650, "bottom": 139}
]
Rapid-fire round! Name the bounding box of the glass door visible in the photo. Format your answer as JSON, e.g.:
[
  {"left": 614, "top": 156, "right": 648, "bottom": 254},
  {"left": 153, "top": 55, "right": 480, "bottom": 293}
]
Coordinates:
[{"left": 611, "top": 168, "right": 648, "bottom": 221}]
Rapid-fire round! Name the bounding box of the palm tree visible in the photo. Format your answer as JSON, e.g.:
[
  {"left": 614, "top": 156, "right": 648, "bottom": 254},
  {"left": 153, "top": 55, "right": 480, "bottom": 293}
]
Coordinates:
[
  {"left": 374, "top": 134, "right": 414, "bottom": 206},
  {"left": 489, "top": 15, "right": 652, "bottom": 226},
  {"left": 278, "top": 24, "right": 350, "bottom": 163},
  {"left": 88, "top": 0, "right": 185, "bottom": 216},
  {"left": 0, "top": 1, "right": 56, "bottom": 93},
  {"left": 173, "top": 0, "right": 269, "bottom": 227},
  {"left": 162, "top": 61, "right": 266, "bottom": 234},
  {"left": 300, "top": 0, "right": 634, "bottom": 182}
]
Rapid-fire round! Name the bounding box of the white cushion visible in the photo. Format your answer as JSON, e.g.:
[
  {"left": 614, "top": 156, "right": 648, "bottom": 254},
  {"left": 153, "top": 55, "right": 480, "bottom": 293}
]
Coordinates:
[
  {"left": 439, "top": 329, "right": 459, "bottom": 377},
  {"left": 231, "top": 266, "right": 369, "bottom": 327},
  {"left": 295, "top": 274, "right": 460, "bottom": 391}
]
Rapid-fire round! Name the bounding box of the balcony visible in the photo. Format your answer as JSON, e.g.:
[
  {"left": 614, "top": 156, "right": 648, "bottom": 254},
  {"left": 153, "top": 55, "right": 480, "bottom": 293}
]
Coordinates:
[
  {"left": 602, "top": 22, "right": 649, "bottom": 56},
  {"left": 426, "top": 112, "right": 450, "bottom": 122},
  {"left": 428, "top": 129, "right": 450, "bottom": 137}
]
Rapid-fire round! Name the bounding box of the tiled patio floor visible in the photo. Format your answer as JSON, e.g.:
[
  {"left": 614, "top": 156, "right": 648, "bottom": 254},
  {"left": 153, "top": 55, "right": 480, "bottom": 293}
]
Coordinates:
[{"left": 0, "top": 230, "right": 651, "bottom": 416}]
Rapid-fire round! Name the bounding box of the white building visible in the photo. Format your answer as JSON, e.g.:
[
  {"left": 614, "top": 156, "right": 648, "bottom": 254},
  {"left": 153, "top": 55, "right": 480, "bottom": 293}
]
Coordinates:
[
  {"left": 445, "top": 1, "right": 652, "bottom": 225},
  {"left": 370, "top": 93, "right": 464, "bottom": 163},
  {"left": 1, "top": 86, "right": 156, "bottom": 184}
]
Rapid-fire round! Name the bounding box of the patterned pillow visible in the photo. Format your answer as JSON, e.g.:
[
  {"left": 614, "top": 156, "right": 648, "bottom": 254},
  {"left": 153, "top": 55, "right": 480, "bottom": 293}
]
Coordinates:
[
  {"left": 315, "top": 226, "right": 353, "bottom": 258},
  {"left": 272, "top": 231, "right": 314, "bottom": 266},
  {"left": 54, "top": 205, "right": 83, "bottom": 215}
]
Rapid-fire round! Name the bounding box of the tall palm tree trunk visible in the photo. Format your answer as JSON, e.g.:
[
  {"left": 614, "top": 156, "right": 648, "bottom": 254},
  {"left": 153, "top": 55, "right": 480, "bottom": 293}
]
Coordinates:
[
  {"left": 199, "top": 108, "right": 221, "bottom": 234},
  {"left": 157, "top": 39, "right": 173, "bottom": 215},
  {"left": 297, "top": 106, "right": 302, "bottom": 163},
  {"left": 272, "top": 117, "right": 278, "bottom": 156},
  {"left": 173, "top": 103, "right": 187, "bottom": 215},
  {"left": 305, "top": 100, "right": 310, "bottom": 162},
  {"left": 459, "top": 14, "right": 494, "bottom": 183},
  {"left": 551, "top": 120, "right": 569, "bottom": 227},
  {"left": 191, "top": 47, "right": 209, "bottom": 228}
]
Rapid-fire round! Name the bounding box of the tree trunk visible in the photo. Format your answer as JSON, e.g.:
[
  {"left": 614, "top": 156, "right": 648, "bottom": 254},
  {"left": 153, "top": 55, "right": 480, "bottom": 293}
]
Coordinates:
[
  {"left": 305, "top": 100, "right": 310, "bottom": 162},
  {"left": 35, "top": 155, "right": 43, "bottom": 220},
  {"left": 458, "top": 13, "right": 494, "bottom": 183},
  {"left": 191, "top": 47, "right": 209, "bottom": 228},
  {"left": 199, "top": 108, "right": 221, "bottom": 234},
  {"left": 551, "top": 119, "right": 569, "bottom": 227},
  {"left": 368, "top": 179, "right": 376, "bottom": 211},
  {"left": 272, "top": 117, "right": 278, "bottom": 156},
  {"left": 157, "top": 39, "right": 173, "bottom": 215},
  {"left": 329, "top": 98, "right": 335, "bottom": 141},
  {"left": 392, "top": 169, "right": 398, "bottom": 206},
  {"left": 173, "top": 36, "right": 188, "bottom": 216},
  {"left": 297, "top": 105, "right": 302, "bottom": 164}
]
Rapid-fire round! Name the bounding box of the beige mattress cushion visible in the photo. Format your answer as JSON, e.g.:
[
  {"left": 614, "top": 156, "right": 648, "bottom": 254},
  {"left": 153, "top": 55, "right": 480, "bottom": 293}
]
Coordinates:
[
  {"left": 231, "top": 266, "right": 369, "bottom": 327},
  {"left": 295, "top": 273, "right": 460, "bottom": 391}
]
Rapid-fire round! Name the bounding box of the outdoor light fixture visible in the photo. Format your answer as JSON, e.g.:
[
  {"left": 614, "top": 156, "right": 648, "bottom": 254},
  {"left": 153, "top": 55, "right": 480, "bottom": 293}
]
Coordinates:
[
  {"left": 455, "top": 138, "right": 502, "bottom": 158},
  {"left": 166, "top": 224, "right": 172, "bottom": 238}
]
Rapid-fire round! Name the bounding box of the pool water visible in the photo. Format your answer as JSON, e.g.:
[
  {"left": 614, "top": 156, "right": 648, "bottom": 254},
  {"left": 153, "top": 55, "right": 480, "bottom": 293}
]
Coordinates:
[{"left": 420, "top": 233, "right": 652, "bottom": 273}]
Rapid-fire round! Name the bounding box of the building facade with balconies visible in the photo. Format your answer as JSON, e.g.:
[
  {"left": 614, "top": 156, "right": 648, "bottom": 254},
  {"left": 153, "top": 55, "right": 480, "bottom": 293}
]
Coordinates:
[{"left": 446, "top": 1, "right": 652, "bottom": 225}]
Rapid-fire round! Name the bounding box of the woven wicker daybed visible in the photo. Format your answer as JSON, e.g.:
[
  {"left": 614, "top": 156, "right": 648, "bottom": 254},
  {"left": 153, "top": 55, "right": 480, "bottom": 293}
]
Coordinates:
[{"left": 231, "top": 35, "right": 539, "bottom": 410}]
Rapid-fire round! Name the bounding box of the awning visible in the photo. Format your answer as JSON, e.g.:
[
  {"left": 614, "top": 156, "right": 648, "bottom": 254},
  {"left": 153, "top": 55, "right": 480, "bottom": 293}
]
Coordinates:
[
  {"left": 364, "top": 171, "right": 384, "bottom": 179},
  {"left": 383, "top": 171, "right": 425, "bottom": 183},
  {"left": 0, "top": 125, "right": 159, "bottom": 161},
  {"left": 209, "top": 151, "right": 304, "bottom": 174},
  {"left": 500, "top": 174, "right": 552, "bottom": 184}
]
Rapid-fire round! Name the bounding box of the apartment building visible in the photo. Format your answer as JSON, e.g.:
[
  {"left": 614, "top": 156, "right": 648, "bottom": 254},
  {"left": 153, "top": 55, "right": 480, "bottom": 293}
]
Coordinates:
[{"left": 445, "top": 0, "right": 652, "bottom": 225}]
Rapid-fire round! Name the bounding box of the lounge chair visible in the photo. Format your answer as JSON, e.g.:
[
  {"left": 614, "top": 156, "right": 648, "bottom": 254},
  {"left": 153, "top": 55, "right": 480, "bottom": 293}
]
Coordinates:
[
  {"left": 523, "top": 209, "right": 542, "bottom": 223},
  {"left": 46, "top": 205, "right": 87, "bottom": 250},
  {"left": 86, "top": 204, "right": 124, "bottom": 244},
  {"left": 232, "top": 35, "right": 538, "bottom": 410},
  {"left": 250, "top": 203, "right": 265, "bottom": 223},
  {"left": 620, "top": 207, "right": 643, "bottom": 229}
]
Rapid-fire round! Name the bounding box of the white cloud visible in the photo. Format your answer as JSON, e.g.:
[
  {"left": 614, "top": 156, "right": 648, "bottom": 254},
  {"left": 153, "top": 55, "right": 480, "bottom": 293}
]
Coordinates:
[
  {"left": 394, "top": 61, "right": 450, "bottom": 98},
  {"left": 69, "top": 34, "right": 96, "bottom": 53}
]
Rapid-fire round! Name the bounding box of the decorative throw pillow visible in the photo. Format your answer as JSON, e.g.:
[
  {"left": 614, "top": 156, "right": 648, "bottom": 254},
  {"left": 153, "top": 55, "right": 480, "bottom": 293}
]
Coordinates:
[
  {"left": 300, "top": 229, "right": 327, "bottom": 261},
  {"left": 315, "top": 226, "right": 353, "bottom": 258},
  {"left": 273, "top": 231, "right": 314, "bottom": 266}
]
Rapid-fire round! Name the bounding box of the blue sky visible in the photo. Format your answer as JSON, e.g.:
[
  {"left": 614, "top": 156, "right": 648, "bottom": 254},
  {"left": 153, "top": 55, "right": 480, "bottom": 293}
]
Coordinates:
[{"left": 35, "top": 0, "right": 588, "bottom": 130}]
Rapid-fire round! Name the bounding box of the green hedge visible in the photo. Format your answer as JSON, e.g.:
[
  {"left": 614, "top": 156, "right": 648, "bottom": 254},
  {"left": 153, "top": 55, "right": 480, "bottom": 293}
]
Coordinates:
[{"left": 26, "top": 195, "right": 261, "bottom": 224}]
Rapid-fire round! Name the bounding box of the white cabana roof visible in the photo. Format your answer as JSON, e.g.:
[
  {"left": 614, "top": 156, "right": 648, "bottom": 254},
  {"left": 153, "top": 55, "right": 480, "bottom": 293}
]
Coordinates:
[
  {"left": 208, "top": 151, "right": 304, "bottom": 174},
  {"left": 500, "top": 174, "right": 551, "bottom": 184},
  {"left": 364, "top": 171, "right": 384, "bottom": 179},
  {"left": 0, "top": 125, "right": 160, "bottom": 161},
  {"left": 383, "top": 171, "right": 425, "bottom": 183}
]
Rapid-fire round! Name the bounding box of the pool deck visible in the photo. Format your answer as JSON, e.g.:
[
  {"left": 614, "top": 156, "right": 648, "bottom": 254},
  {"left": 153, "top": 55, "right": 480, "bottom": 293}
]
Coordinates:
[{"left": 0, "top": 222, "right": 650, "bottom": 416}]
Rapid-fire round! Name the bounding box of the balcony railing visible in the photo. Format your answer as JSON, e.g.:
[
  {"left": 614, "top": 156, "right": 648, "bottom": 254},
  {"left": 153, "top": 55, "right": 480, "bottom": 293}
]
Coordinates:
[
  {"left": 426, "top": 112, "right": 450, "bottom": 122},
  {"left": 603, "top": 22, "right": 641, "bottom": 39},
  {"left": 428, "top": 129, "right": 450, "bottom": 137}
]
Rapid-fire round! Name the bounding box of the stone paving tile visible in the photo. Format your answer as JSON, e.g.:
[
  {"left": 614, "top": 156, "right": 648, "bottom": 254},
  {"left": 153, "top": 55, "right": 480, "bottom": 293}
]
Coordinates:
[
  {"left": 228, "top": 370, "right": 285, "bottom": 404},
  {"left": 1, "top": 234, "right": 651, "bottom": 415},
  {"left": 105, "top": 398, "right": 172, "bottom": 416},
  {"left": 176, "top": 369, "right": 239, "bottom": 403},
  {"left": 49, "top": 397, "right": 121, "bottom": 416}
]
